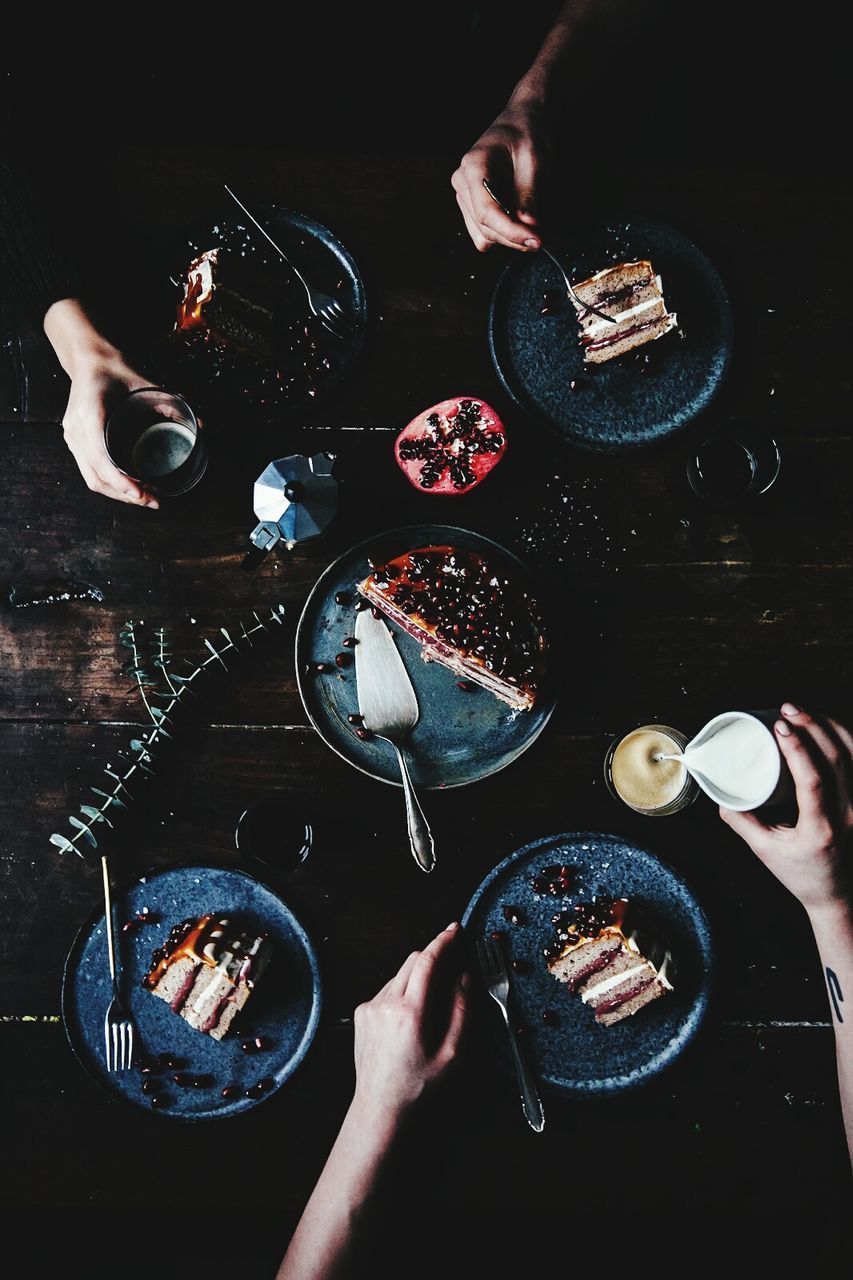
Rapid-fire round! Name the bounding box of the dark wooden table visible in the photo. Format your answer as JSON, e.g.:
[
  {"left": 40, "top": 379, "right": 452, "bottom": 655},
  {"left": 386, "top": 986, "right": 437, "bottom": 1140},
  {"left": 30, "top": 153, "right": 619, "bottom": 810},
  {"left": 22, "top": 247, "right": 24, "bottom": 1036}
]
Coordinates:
[{"left": 1, "top": 152, "right": 851, "bottom": 1268}]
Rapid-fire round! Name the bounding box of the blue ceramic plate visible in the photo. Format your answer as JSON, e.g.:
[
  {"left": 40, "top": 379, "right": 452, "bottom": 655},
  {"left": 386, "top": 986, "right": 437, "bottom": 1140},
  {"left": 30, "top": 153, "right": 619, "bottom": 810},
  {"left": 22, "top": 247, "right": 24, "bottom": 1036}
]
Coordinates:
[
  {"left": 158, "top": 203, "right": 368, "bottom": 420},
  {"left": 295, "top": 525, "right": 557, "bottom": 789},
  {"left": 62, "top": 864, "right": 322, "bottom": 1120},
  {"left": 462, "top": 832, "right": 712, "bottom": 1095},
  {"left": 488, "top": 216, "right": 732, "bottom": 451}
]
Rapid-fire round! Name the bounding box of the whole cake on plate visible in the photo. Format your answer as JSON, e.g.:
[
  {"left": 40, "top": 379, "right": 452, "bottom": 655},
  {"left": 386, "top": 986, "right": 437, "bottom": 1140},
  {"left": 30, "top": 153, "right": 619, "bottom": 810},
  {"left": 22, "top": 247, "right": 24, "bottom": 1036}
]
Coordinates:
[
  {"left": 547, "top": 898, "right": 674, "bottom": 1026},
  {"left": 357, "top": 545, "right": 546, "bottom": 711},
  {"left": 142, "top": 913, "right": 272, "bottom": 1041},
  {"left": 572, "top": 260, "right": 677, "bottom": 365}
]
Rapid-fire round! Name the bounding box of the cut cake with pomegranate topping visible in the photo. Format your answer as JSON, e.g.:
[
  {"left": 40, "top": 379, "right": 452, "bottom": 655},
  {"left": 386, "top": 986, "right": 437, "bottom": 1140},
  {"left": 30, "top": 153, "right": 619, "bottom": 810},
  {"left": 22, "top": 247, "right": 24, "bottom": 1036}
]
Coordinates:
[
  {"left": 572, "top": 259, "right": 677, "bottom": 365},
  {"left": 357, "top": 545, "right": 546, "bottom": 711},
  {"left": 142, "top": 914, "right": 272, "bottom": 1041},
  {"left": 547, "top": 898, "right": 674, "bottom": 1026}
]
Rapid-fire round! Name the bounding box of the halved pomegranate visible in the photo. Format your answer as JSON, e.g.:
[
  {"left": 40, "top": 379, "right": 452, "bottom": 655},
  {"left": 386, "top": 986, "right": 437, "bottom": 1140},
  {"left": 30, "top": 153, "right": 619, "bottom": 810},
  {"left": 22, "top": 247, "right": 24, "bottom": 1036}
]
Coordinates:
[{"left": 394, "top": 397, "right": 506, "bottom": 495}]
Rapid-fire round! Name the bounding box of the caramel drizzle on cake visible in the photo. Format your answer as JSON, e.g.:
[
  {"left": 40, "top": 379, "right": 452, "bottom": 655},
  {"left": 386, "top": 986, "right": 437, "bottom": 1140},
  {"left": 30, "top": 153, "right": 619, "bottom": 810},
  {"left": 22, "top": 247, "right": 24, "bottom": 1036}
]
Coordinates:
[
  {"left": 143, "top": 914, "right": 222, "bottom": 992},
  {"left": 143, "top": 914, "right": 272, "bottom": 1040},
  {"left": 357, "top": 545, "right": 546, "bottom": 711}
]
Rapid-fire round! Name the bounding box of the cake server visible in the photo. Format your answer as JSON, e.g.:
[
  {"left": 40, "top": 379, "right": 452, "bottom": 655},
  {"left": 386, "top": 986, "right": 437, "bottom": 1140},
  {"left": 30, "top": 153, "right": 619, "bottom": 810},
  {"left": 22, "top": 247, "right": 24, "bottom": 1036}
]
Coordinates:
[
  {"left": 354, "top": 608, "right": 435, "bottom": 874},
  {"left": 482, "top": 178, "right": 615, "bottom": 324}
]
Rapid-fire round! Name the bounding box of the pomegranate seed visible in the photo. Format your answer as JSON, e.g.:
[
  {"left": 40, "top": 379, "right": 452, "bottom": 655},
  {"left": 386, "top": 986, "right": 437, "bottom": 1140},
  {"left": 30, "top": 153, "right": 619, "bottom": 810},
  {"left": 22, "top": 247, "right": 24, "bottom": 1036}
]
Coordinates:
[
  {"left": 221, "top": 1085, "right": 238, "bottom": 1099},
  {"left": 334, "top": 591, "right": 350, "bottom": 605},
  {"left": 355, "top": 727, "right": 372, "bottom": 741},
  {"left": 348, "top": 713, "right": 364, "bottom": 725},
  {"left": 342, "top": 636, "right": 357, "bottom": 647},
  {"left": 335, "top": 652, "right": 352, "bottom": 668},
  {"left": 502, "top": 905, "right": 525, "bottom": 926}
]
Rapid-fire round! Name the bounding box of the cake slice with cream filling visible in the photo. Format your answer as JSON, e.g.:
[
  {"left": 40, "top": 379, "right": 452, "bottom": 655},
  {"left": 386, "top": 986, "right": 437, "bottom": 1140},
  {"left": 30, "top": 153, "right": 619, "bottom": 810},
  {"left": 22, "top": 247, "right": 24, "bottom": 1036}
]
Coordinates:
[
  {"left": 572, "top": 259, "right": 677, "bottom": 364},
  {"left": 547, "top": 898, "right": 674, "bottom": 1026},
  {"left": 143, "top": 914, "right": 272, "bottom": 1041}
]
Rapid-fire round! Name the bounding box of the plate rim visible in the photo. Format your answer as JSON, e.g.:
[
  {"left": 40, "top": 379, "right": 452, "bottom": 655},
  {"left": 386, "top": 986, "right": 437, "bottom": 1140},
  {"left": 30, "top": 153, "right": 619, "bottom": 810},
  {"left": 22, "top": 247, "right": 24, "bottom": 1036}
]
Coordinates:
[
  {"left": 461, "top": 829, "right": 714, "bottom": 1096},
  {"left": 60, "top": 861, "right": 324, "bottom": 1122},
  {"left": 487, "top": 213, "right": 733, "bottom": 453},
  {"left": 294, "top": 523, "right": 558, "bottom": 790}
]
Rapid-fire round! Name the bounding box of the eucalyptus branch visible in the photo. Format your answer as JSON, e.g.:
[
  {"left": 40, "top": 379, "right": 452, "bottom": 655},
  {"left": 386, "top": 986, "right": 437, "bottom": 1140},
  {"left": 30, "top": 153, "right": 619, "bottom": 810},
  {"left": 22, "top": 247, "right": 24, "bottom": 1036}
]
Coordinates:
[
  {"left": 119, "top": 620, "right": 157, "bottom": 724},
  {"left": 51, "top": 607, "right": 285, "bottom": 859},
  {"left": 155, "top": 626, "right": 179, "bottom": 698}
]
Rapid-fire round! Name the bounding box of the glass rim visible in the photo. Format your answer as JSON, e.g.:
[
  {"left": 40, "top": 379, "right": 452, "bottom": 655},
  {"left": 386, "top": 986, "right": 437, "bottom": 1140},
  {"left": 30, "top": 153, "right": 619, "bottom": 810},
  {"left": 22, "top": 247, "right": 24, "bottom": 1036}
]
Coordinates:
[{"left": 604, "top": 724, "right": 698, "bottom": 816}]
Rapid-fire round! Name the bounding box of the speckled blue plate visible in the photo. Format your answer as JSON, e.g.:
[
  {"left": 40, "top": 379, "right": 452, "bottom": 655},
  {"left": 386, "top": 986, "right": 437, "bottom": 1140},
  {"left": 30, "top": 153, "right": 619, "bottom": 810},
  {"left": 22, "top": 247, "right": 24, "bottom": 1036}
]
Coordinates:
[
  {"left": 62, "top": 864, "right": 322, "bottom": 1120},
  {"left": 295, "top": 525, "right": 557, "bottom": 789},
  {"left": 462, "top": 832, "right": 712, "bottom": 1095},
  {"left": 488, "top": 216, "right": 732, "bottom": 451}
]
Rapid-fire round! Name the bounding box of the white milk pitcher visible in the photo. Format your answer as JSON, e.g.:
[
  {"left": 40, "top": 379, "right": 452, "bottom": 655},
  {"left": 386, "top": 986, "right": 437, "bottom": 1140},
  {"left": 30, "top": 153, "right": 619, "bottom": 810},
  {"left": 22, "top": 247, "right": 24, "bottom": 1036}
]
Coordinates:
[{"left": 681, "top": 710, "right": 794, "bottom": 811}]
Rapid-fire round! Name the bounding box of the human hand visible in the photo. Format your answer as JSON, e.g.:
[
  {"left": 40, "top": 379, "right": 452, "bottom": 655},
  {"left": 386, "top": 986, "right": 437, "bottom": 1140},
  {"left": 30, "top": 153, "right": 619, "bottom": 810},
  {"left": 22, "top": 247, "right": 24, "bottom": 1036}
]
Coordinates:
[
  {"left": 719, "top": 703, "right": 853, "bottom": 917},
  {"left": 44, "top": 298, "right": 159, "bottom": 508},
  {"left": 61, "top": 350, "right": 159, "bottom": 508},
  {"left": 351, "top": 923, "right": 470, "bottom": 1123},
  {"left": 451, "top": 98, "right": 547, "bottom": 253}
]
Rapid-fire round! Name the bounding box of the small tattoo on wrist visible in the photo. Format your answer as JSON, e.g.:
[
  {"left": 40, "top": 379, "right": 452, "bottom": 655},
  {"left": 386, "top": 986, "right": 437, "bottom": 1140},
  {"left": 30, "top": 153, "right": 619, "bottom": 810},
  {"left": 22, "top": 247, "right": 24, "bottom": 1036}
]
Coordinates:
[{"left": 826, "top": 968, "right": 844, "bottom": 1023}]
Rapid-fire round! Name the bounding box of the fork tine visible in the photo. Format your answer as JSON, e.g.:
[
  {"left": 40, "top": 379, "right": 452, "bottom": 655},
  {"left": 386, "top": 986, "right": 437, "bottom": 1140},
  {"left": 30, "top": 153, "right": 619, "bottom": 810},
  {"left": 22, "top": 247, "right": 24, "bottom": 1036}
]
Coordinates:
[
  {"left": 112, "top": 1023, "right": 120, "bottom": 1074},
  {"left": 125, "top": 1021, "right": 134, "bottom": 1070},
  {"left": 321, "top": 312, "right": 345, "bottom": 341},
  {"left": 104, "top": 1018, "right": 112, "bottom": 1072},
  {"left": 121, "top": 1022, "right": 129, "bottom": 1071}
]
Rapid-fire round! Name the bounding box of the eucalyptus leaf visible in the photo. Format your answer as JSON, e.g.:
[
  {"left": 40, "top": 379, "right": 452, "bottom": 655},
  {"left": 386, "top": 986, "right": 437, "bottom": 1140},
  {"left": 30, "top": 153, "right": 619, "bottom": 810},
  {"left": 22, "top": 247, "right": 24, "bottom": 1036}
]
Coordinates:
[
  {"left": 91, "top": 787, "right": 128, "bottom": 810},
  {"left": 50, "top": 833, "right": 78, "bottom": 854},
  {"left": 68, "top": 816, "right": 98, "bottom": 848},
  {"left": 79, "top": 805, "right": 107, "bottom": 823}
]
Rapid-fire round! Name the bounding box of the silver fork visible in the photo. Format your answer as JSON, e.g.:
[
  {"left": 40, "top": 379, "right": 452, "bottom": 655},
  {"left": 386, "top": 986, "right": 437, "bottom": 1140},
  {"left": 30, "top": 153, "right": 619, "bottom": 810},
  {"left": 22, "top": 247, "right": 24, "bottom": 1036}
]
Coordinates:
[
  {"left": 477, "top": 934, "right": 545, "bottom": 1132},
  {"left": 223, "top": 184, "right": 358, "bottom": 341},
  {"left": 101, "top": 855, "right": 134, "bottom": 1072},
  {"left": 482, "top": 178, "right": 616, "bottom": 325}
]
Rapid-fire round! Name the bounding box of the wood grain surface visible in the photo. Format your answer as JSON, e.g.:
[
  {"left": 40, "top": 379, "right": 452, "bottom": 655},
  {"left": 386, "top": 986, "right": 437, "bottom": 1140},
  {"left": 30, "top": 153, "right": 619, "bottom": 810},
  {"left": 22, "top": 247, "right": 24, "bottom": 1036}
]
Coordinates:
[{"left": 1, "top": 152, "right": 850, "bottom": 1261}]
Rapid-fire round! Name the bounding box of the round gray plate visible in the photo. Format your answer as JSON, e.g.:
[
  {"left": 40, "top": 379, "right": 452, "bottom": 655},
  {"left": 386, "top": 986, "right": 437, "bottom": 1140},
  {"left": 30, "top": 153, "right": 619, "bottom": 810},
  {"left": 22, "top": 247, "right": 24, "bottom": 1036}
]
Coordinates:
[
  {"left": 62, "top": 864, "right": 322, "bottom": 1120},
  {"left": 295, "top": 525, "right": 557, "bottom": 789},
  {"left": 462, "top": 832, "right": 713, "bottom": 1095},
  {"left": 489, "top": 215, "right": 732, "bottom": 451},
  {"left": 160, "top": 204, "right": 368, "bottom": 419}
]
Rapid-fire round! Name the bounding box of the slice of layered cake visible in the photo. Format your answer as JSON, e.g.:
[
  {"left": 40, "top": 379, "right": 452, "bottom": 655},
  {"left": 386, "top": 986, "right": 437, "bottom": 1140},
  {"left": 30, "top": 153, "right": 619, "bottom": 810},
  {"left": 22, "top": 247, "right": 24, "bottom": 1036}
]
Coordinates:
[
  {"left": 143, "top": 914, "right": 272, "bottom": 1041},
  {"left": 547, "top": 898, "right": 674, "bottom": 1026},
  {"left": 175, "top": 247, "right": 283, "bottom": 365},
  {"left": 572, "top": 260, "right": 677, "bottom": 365},
  {"left": 357, "top": 545, "right": 546, "bottom": 711}
]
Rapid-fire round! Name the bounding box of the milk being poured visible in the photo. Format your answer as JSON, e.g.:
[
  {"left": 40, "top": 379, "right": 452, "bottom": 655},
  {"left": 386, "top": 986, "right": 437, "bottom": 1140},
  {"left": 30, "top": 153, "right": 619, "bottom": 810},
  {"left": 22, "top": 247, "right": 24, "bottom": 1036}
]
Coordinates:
[{"left": 683, "top": 715, "right": 779, "bottom": 807}]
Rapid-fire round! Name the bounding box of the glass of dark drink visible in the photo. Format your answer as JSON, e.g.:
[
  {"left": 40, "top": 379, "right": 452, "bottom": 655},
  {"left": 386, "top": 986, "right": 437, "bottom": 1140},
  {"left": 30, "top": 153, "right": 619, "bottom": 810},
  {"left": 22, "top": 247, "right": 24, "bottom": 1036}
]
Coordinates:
[
  {"left": 687, "top": 430, "right": 781, "bottom": 505},
  {"left": 104, "top": 386, "right": 207, "bottom": 496},
  {"left": 235, "top": 798, "right": 313, "bottom": 875}
]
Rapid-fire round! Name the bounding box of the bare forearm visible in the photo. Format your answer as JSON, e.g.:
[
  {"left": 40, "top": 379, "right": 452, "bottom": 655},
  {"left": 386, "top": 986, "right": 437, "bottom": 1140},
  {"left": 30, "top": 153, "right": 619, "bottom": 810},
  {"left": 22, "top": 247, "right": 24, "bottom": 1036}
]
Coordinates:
[
  {"left": 509, "top": 0, "right": 634, "bottom": 107},
  {"left": 43, "top": 298, "right": 120, "bottom": 378},
  {"left": 808, "top": 901, "right": 853, "bottom": 1164},
  {"left": 277, "top": 1097, "right": 399, "bottom": 1280}
]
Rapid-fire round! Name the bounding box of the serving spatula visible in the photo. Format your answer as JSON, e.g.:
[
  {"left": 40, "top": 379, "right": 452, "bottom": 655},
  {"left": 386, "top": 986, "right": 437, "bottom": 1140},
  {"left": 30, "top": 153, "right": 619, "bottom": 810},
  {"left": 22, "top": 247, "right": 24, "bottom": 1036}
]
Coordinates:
[{"left": 354, "top": 608, "right": 435, "bottom": 874}]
